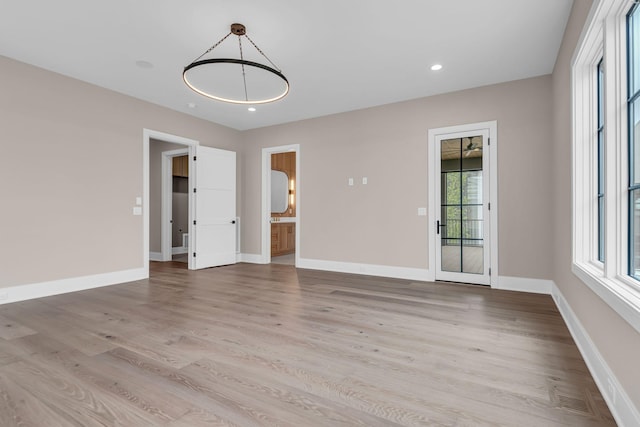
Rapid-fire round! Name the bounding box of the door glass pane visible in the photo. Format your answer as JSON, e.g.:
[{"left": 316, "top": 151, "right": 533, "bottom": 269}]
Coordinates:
[
  {"left": 440, "top": 136, "right": 484, "bottom": 275},
  {"left": 463, "top": 205, "right": 483, "bottom": 238},
  {"left": 443, "top": 205, "right": 461, "bottom": 239}
]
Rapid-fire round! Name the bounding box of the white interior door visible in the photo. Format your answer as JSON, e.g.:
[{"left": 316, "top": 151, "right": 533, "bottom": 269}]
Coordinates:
[
  {"left": 434, "top": 129, "right": 491, "bottom": 285},
  {"left": 191, "top": 146, "right": 236, "bottom": 269}
]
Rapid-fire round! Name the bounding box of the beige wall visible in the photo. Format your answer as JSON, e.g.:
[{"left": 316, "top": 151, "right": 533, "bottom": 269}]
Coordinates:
[
  {"left": 551, "top": 0, "right": 640, "bottom": 406},
  {"left": 0, "top": 55, "right": 241, "bottom": 288},
  {"left": 241, "top": 75, "right": 554, "bottom": 279}
]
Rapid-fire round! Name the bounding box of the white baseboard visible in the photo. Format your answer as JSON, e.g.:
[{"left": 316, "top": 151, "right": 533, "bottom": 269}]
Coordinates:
[
  {"left": 149, "top": 252, "right": 163, "bottom": 261},
  {"left": 238, "top": 253, "right": 267, "bottom": 264},
  {"left": 297, "top": 257, "right": 431, "bottom": 281},
  {"left": 0, "top": 268, "right": 147, "bottom": 306},
  {"left": 552, "top": 284, "right": 640, "bottom": 427},
  {"left": 494, "top": 275, "right": 553, "bottom": 294},
  {"left": 171, "top": 247, "right": 188, "bottom": 255}
]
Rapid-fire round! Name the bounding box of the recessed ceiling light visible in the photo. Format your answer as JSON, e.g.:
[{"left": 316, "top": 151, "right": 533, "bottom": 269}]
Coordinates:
[
  {"left": 248, "top": 107, "right": 256, "bottom": 112},
  {"left": 135, "top": 60, "right": 154, "bottom": 69},
  {"left": 430, "top": 64, "right": 443, "bottom": 71}
]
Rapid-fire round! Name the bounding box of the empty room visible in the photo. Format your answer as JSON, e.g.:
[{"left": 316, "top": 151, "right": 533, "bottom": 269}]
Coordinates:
[{"left": 1, "top": 0, "right": 639, "bottom": 425}]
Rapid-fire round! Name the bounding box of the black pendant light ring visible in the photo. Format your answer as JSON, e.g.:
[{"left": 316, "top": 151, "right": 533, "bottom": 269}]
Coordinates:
[{"left": 183, "top": 58, "right": 290, "bottom": 105}]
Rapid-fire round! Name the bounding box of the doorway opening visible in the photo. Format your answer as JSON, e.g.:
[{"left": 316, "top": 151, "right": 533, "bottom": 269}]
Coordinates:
[
  {"left": 261, "top": 145, "right": 300, "bottom": 266},
  {"left": 270, "top": 151, "right": 296, "bottom": 265},
  {"left": 144, "top": 130, "right": 198, "bottom": 273},
  {"left": 428, "top": 121, "right": 498, "bottom": 286},
  {"left": 144, "top": 129, "right": 238, "bottom": 275},
  {"left": 163, "top": 149, "right": 190, "bottom": 264}
]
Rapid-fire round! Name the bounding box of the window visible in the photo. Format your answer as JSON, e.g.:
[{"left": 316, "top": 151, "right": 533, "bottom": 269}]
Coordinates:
[
  {"left": 572, "top": 0, "right": 640, "bottom": 334},
  {"left": 628, "top": 3, "right": 640, "bottom": 278},
  {"left": 597, "top": 59, "right": 605, "bottom": 263}
]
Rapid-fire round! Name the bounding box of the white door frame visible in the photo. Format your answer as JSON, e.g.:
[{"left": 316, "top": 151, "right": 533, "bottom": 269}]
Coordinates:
[
  {"left": 427, "top": 121, "right": 498, "bottom": 287},
  {"left": 261, "top": 144, "right": 300, "bottom": 265},
  {"left": 143, "top": 129, "right": 198, "bottom": 275},
  {"left": 161, "top": 148, "right": 189, "bottom": 262}
]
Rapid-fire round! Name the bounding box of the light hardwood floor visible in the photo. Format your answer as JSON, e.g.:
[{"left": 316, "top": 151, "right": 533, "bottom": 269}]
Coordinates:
[{"left": 0, "top": 262, "right": 616, "bottom": 426}]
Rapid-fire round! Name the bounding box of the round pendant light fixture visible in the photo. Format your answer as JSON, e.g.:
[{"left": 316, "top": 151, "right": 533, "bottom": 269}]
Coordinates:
[{"left": 183, "top": 23, "right": 289, "bottom": 105}]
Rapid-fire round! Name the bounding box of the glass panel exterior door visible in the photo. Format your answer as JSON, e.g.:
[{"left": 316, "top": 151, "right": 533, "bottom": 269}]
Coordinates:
[{"left": 440, "top": 136, "right": 485, "bottom": 276}]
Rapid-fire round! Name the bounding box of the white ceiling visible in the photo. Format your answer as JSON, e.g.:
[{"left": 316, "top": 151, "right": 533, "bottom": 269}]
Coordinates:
[{"left": 0, "top": 0, "right": 573, "bottom": 131}]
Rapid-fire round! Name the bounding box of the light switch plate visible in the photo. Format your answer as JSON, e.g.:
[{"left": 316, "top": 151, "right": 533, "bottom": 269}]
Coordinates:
[
  {"left": 348, "top": 178, "right": 354, "bottom": 186},
  {"left": 418, "top": 207, "right": 427, "bottom": 216},
  {"left": 362, "top": 177, "right": 368, "bottom": 184},
  {"left": 133, "top": 206, "right": 142, "bottom": 216},
  {"left": 135, "top": 196, "right": 142, "bottom": 206}
]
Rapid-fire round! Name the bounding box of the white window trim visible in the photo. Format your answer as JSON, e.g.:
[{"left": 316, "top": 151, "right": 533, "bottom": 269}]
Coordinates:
[{"left": 573, "top": 0, "right": 640, "bottom": 334}]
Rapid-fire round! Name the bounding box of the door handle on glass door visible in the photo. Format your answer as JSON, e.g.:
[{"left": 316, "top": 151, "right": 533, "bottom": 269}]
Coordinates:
[{"left": 437, "top": 220, "right": 446, "bottom": 235}]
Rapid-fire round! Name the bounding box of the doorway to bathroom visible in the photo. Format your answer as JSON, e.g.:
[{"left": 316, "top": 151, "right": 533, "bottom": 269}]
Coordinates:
[{"left": 261, "top": 144, "right": 300, "bottom": 266}]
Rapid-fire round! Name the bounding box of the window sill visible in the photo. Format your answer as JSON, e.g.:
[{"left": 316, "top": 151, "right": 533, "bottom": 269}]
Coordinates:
[{"left": 572, "top": 262, "right": 640, "bottom": 334}]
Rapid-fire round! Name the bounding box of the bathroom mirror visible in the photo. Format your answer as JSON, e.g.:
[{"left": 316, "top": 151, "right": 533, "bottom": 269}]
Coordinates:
[{"left": 271, "top": 170, "right": 289, "bottom": 213}]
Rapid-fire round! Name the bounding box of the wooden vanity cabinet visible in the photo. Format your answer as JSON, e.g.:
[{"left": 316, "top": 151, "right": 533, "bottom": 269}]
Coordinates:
[{"left": 271, "top": 223, "right": 295, "bottom": 256}]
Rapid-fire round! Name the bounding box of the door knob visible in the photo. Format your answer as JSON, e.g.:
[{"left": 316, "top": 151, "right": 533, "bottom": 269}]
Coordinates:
[{"left": 231, "top": 220, "right": 236, "bottom": 224}]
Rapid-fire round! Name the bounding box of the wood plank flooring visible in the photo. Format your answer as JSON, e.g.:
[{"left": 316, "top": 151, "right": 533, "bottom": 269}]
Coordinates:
[{"left": 0, "top": 262, "right": 616, "bottom": 426}]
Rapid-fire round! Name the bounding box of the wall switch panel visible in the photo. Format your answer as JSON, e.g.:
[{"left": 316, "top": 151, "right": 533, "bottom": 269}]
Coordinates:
[
  {"left": 135, "top": 196, "right": 142, "bottom": 205},
  {"left": 362, "top": 177, "right": 368, "bottom": 184},
  {"left": 133, "top": 206, "right": 142, "bottom": 216},
  {"left": 348, "top": 178, "right": 354, "bottom": 186},
  {"left": 418, "top": 207, "right": 427, "bottom": 216}
]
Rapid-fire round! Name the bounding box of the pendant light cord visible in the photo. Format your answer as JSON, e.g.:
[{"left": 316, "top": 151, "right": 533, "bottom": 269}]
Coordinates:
[
  {"left": 189, "top": 30, "right": 282, "bottom": 74},
  {"left": 238, "top": 37, "right": 249, "bottom": 102},
  {"left": 245, "top": 34, "right": 282, "bottom": 72},
  {"left": 190, "top": 31, "right": 233, "bottom": 63}
]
